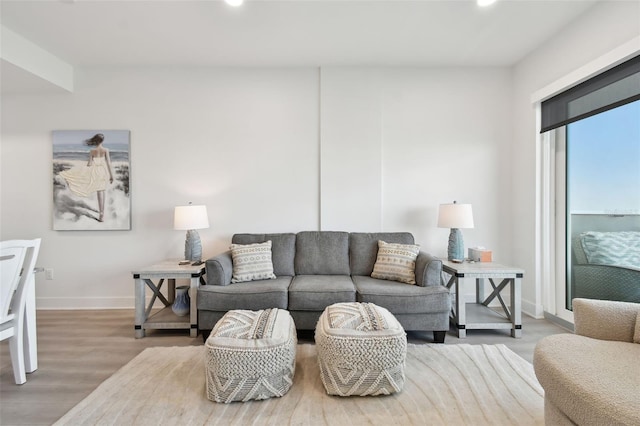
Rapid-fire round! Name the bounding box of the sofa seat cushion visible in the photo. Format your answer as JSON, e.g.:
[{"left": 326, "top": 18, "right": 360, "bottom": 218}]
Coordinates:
[
  {"left": 288, "top": 275, "right": 356, "bottom": 311},
  {"left": 198, "top": 276, "right": 292, "bottom": 311},
  {"left": 353, "top": 275, "right": 450, "bottom": 315},
  {"left": 534, "top": 333, "right": 640, "bottom": 426}
]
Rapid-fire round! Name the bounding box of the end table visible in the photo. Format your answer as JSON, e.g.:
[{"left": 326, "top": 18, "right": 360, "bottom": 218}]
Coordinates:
[
  {"left": 441, "top": 260, "right": 524, "bottom": 338},
  {"left": 132, "top": 260, "right": 206, "bottom": 338}
]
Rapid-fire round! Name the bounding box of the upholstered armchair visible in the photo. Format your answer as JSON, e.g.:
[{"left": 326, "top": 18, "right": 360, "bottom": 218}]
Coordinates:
[
  {"left": 572, "top": 232, "right": 640, "bottom": 303},
  {"left": 533, "top": 298, "right": 640, "bottom": 425}
]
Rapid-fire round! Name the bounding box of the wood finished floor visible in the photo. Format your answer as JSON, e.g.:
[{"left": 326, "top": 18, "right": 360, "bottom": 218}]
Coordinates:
[{"left": 0, "top": 309, "right": 569, "bottom": 425}]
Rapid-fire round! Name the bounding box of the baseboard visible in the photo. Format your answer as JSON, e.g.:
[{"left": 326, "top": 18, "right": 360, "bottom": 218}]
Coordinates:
[
  {"left": 38, "top": 295, "right": 547, "bottom": 316},
  {"left": 521, "top": 298, "right": 544, "bottom": 319},
  {"left": 37, "top": 297, "right": 137, "bottom": 310},
  {"left": 543, "top": 312, "right": 574, "bottom": 332}
]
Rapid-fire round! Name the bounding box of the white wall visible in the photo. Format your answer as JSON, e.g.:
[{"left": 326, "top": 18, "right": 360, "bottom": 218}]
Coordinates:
[
  {"left": 321, "top": 67, "right": 513, "bottom": 257},
  {"left": 511, "top": 0, "right": 640, "bottom": 317},
  {"left": 1, "top": 68, "right": 320, "bottom": 308},
  {"left": 2, "top": 65, "right": 513, "bottom": 309}
]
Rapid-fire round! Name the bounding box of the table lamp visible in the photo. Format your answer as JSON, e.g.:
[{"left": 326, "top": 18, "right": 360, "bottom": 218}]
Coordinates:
[
  {"left": 174, "top": 203, "right": 209, "bottom": 262},
  {"left": 437, "top": 201, "right": 474, "bottom": 261}
]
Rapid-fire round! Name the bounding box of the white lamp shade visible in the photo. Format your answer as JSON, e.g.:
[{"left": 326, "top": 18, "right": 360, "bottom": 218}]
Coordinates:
[
  {"left": 174, "top": 205, "right": 210, "bottom": 230},
  {"left": 437, "top": 203, "right": 474, "bottom": 229}
]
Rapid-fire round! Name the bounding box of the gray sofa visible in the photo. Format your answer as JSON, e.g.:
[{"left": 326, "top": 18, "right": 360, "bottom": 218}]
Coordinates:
[{"left": 198, "top": 231, "right": 451, "bottom": 342}]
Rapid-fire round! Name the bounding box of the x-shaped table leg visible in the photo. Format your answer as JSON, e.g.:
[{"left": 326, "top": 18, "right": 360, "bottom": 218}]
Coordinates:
[
  {"left": 482, "top": 278, "right": 512, "bottom": 320},
  {"left": 144, "top": 278, "right": 171, "bottom": 319}
]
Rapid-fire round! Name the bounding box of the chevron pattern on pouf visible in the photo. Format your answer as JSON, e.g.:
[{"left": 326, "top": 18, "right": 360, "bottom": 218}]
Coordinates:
[
  {"left": 315, "top": 302, "right": 407, "bottom": 397},
  {"left": 205, "top": 308, "right": 297, "bottom": 403}
]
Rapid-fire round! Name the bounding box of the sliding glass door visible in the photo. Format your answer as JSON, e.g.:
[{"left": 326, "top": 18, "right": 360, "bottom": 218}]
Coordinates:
[{"left": 564, "top": 100, "right": 640, "bottom": 309}]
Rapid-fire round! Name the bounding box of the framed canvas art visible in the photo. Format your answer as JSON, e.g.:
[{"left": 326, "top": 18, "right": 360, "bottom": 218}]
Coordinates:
[{"left": 52, "top": 130, "right": 131, "bottom": 231}]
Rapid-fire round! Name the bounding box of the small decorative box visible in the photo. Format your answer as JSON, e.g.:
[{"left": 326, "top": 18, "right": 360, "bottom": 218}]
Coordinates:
[{"left": 468, "top": 247, "right": 492, "bottom": 262}]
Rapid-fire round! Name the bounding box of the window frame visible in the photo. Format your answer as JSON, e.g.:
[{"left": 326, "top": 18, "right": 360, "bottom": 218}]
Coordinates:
[{"left": 533, "top": 37, "right": 640, "bottom": 324}]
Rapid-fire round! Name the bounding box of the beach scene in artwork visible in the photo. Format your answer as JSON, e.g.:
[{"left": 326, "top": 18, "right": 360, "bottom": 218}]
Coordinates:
[{"left": 53, "top": 130, "right": 131, "bottom": 231}]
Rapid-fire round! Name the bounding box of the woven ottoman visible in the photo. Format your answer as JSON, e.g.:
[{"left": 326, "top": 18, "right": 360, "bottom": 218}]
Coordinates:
[
  {"left": 315, "top": 302, "right": 407, "bottom": 396},
  {"left": 205, "top": 308, "right": 297, "bottom": 403}
]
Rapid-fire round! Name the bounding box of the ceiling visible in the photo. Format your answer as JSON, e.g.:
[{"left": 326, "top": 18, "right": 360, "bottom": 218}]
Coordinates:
[{"left": 1, "top": 0, "right": 599, "bottom": 92}]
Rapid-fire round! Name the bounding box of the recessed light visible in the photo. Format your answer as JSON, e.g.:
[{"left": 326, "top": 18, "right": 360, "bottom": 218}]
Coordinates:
[
  {"left": 477, "top": 0, "right": 497, "bottom": 7},
  {"left": 225, "top": 0, "right": 244, "bottom": 6}
]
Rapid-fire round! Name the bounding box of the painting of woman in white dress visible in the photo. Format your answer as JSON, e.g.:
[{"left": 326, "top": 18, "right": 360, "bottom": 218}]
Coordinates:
[{"left": 53, "top": 130, "right": 130, "bottom": 231}]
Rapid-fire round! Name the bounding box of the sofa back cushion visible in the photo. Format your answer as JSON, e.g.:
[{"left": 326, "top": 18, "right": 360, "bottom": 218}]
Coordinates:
[
  {"left": 295, "top": 231, "right": 350, "bottom": 275},
  {"left": 350, "top": 232, "right": 415, "bottom": 276},
  {"left": 232, "top": 233, "right": 296, "bottom": 276}
]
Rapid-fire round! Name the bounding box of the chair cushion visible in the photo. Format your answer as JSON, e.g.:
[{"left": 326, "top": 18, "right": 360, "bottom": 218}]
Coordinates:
[
  {"left": 295, "top": 231, "right": 350, "bottom": 275},
  {"left": 288, "top": 275, "right": 355, "bottom": 311},
  {"left": 353, "top": 275, "right": 450, "bottom": 314},
  {"left": 349, "top": 232, "right": 415, "bottom": 276},
  {"left": 232, "top": 233, "right": 296, "bottom": 276}
]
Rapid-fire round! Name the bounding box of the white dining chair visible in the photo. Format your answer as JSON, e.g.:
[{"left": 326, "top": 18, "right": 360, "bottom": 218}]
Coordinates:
[{"left": 0, "top": 239, "right": 41, "bottom": 385}]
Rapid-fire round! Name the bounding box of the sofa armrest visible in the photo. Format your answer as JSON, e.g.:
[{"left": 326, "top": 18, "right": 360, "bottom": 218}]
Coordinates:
[
  {"left": 205, "top": 251, "right": 233, "bottom": 286},
  {"left": 573, "top": 298, "right": 640, "bottom": 343},
  {"left": 415, "top": 251, "right": 442, "bottom": 287}
]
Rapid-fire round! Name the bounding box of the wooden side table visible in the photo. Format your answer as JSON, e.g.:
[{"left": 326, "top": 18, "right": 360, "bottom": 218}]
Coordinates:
[
  {"left": 441, "top": 260, "right": 524, "bottom": 338},
  {"left": 132, "top": 260, "right": 206, "bottom": 338}
]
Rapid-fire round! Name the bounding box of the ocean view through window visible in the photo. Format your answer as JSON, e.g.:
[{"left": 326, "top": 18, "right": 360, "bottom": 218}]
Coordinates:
[{"left": 566, "top": 100, "right": 640, "bottom": 307}]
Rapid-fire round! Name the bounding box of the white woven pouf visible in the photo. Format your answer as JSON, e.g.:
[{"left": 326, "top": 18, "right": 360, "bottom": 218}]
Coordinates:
[
  {"left": 315, "top": 302, "right": 407, "bottom": 397},
  {"left": 205, "top": 308, "right": 297, "bottom": 403}
]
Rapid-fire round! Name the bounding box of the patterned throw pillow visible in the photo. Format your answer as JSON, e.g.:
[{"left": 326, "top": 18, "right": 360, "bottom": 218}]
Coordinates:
[
  {"left": 580, "top": 231, "right": 640, "bottom": 268},
  {"left": 371, "top": 240, "right": 420, "bottom": 285},
  {"left": 230, "top": 240, "right": 277, "bottom": 283}
]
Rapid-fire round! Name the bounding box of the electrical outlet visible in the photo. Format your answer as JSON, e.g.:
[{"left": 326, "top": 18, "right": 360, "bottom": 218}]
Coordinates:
[{"left": 45, "top": 268, "right": 54, "bottom": 280}]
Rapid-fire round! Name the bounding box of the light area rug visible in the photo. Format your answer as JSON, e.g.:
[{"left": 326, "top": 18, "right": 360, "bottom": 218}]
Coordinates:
[{"left": 55, "top": 343, "right": 544, "bottom": 426}]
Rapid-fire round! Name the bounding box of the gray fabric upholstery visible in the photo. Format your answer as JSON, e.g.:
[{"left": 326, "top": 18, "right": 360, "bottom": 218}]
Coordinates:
[
  {"left": 352, "top": 275, "right": 450, "bottom": 314},
  {"left": 349, "top": 232, "right": 414, "bottom": 276},
  {"left": 393, "top": 312, "right": 450, "bottom": 332},
  {"left": 232, "top": 233, "right": 296, "bottom": 276},
  {"left": 290, "top": 310, "right": 323, "bottom": 330},
  {"left": 288, "top": 275, "right": 356, "bottom": 311},
  {"left": 295, "top": 231, "right": 350, "bottom": 275},
  {"left": 415, "top": 251, "right": 443, "bottom": 287},
  {"left": 205, "top": 251, "right": 233, "bottom": 286},
  {"left": 197, "top": 276, "right": 292, "bottom": 311},
  {"left": 199, "top": 231, "right": 450, "bottom": 341}
]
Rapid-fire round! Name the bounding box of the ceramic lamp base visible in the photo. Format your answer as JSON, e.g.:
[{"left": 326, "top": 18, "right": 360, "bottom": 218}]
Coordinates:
[
  {"left": 447, "top": 228, "right": 464, "bottom": 261},
  {"left": 184, "top": 229, "right": 202, "bottom": 262}
]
